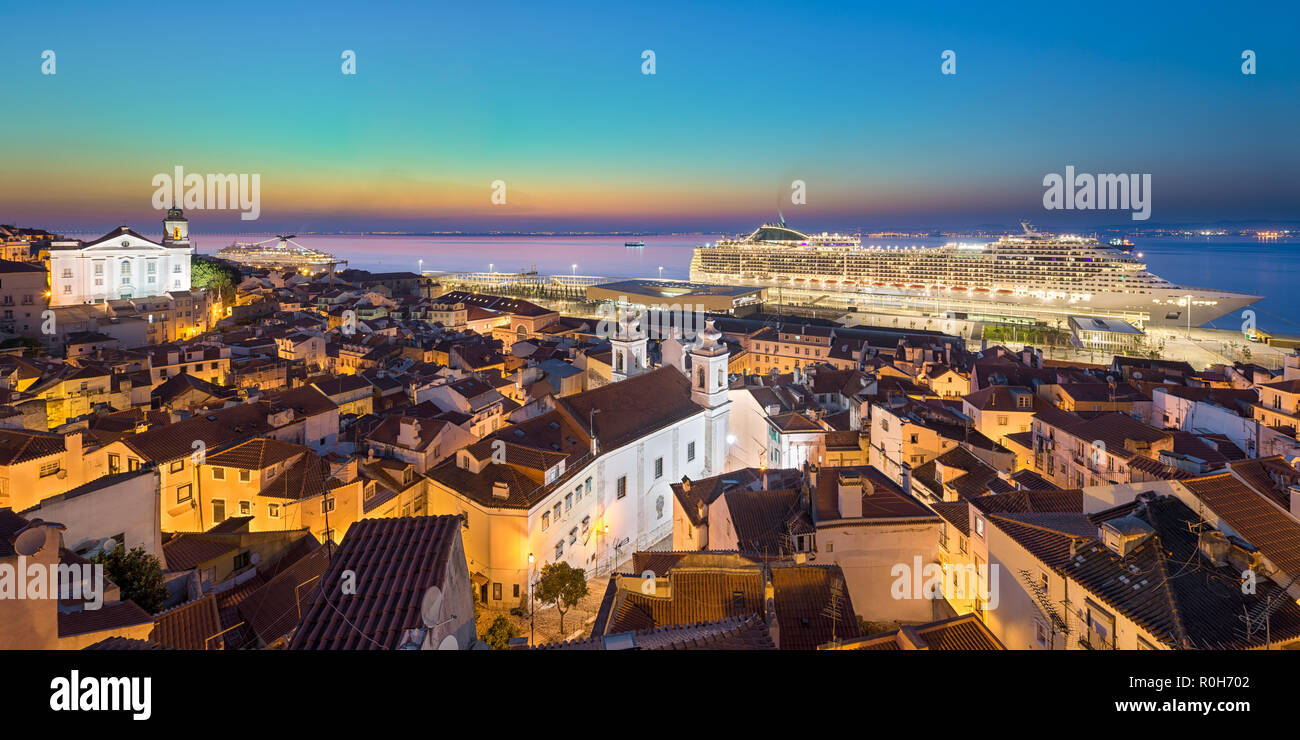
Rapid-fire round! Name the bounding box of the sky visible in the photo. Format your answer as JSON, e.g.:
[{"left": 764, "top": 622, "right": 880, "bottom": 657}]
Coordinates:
[{"left": 1, "top": 0, "right": 1297, "bottom": 234}]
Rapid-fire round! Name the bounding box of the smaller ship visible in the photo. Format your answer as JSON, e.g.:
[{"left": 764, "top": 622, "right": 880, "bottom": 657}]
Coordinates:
[
  {"left": 1107, "top": 237, "right": 1135, "bottom": 248},
  {"left": 217, "top": 234, "right": 339, "bottom": 270},
  {"left": 624, "top": 240, "right": 646, "bottom": 248}
]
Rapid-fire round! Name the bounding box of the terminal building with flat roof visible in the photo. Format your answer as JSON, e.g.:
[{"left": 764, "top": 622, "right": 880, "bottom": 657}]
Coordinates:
[{"left": 585, "top": 279, "right": 766, "bottom": 315}]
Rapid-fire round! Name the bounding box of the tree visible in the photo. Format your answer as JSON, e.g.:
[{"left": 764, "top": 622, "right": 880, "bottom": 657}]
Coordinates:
[
  {"left": 90, "top": 545, "right": 169, "bottom": 614},
  {"left": 533, "top": 561, "right": 589, "bottom": 636},
  {"left": 481, "top": 614, "right": 521, "bottom": 650},
  {"left": 190, "top": 256, "right": 239, "bottom": 305}
]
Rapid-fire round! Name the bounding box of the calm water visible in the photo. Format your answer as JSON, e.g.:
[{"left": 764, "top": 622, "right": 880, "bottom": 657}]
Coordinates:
[{"left": 160, "top": 232, "right": 1300, "bottom": 335}]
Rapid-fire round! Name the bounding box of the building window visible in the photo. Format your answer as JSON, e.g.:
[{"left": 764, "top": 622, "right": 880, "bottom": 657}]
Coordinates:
[
  {"left": 108, "top": 453, "right": 120, "bottom": 474},
  {"left": 975, "top": 517, "right": 985, "bottom": 538},
  {"left": 268, "top": 504, "right": 280, "bottom": 518},
  {"left": 513, "top": 584, "right": 520, "bottom": 598},
  {"left": 541, "top": 512, "right": 550, "bottom": 530},
  {"left": 569, "top": 527, "right": 578, "bottom": 545},
  {"left": 169, "top": 459, "right": 184, "bottom": 473},
  {"left": 565, "top": 493, "right": 573, "bottom": 511},
  {"left": 1035, "top": 620, "right": 1049, "bottom": 648},
  {"left": 176, "top": 483, "right": 193, "bottom": 504},
  {"left": 321, "top": 497, "right": 335, "bottom": 514},
  {"left": 212, "top": 499, "right": 225, "bottom": 522},
  {"left": 239, "top": 500, "right": 252, "bottom": 515},
  {"left": 233, "top": 552, "right": 251, "bottom": 571},
  {"left": 654, "top": 457, "right": 663, "bottom": 479},
  {"left": 687, "top": 441, "right": 696, "bottom": 461},
  {"left": 212, "top": 467, "right": 225, "bottom": 480},
  {"left": 617, "top": 476, "right": 627, "bottom": 499},
  {"left": 493, "top": 583, "right": 502, "bottom": 600},
  {"left": 239, "top": 470, "right": 251, "bottom": 482},
  {"left": 585, "top": 477, "right": 592, "bottom": 494},
  {"left": 38, "top": 461, "right": 60, "bottom": 478}
]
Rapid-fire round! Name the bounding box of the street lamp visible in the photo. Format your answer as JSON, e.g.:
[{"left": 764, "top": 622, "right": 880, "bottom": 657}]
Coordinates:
[
  {"left": 658, "top": 266, "right": 663, "bottom": 279},
  {"left": 572, "top": 263, "right": 577, "bottom": 276}
]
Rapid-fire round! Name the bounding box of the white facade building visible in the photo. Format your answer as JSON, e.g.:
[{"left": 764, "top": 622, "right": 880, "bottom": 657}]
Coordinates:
[{"left": 49, "top": 208, "right": 192, "bottom": 307}]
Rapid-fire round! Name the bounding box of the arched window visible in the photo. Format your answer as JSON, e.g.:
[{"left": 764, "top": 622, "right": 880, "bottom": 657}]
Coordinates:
[
  {"left": 697, "top": 367, "right": 705, "bottom": 389},
  {"left": 614, "top": 352, "right": 623, "bottom": 372}
]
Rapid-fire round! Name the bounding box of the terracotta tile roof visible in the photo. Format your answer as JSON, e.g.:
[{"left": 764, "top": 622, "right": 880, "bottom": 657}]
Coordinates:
[
  {"left": 723, "top": 488, "right": 809, "bottom": 555},
  {"left": 1228, "top": 456, "right": 1300, "bottom": 510},
  {"left": 206, "top": 438, "right": 307, "bottom": 470},
  {"left": 290, "top": 515, "right": 464, "bottom": 650},
  {"left": 1000, "top": 494, "right": 1300, "bottom": 649},
  {"left": 236, "top": 547, "right": 330, "bottom": 647},
  {"left": 610, "top": 568, "right": 765, "bottom": 636},
  {"left": 555, "top": 365, "right": 703, "bottom": 452},
  {"left": 813, "top": 464, "right": 935, "bottom": 521},
  {"left": 82, "top": 636, "right": 170, "bottom": 650},
  {"left": 0, "top": 429, "right": 65, "bottom": 465},
  {"left": 631, "top": 550, "right": 762, "bottom": 577},
  {"left": 669, "top": 468, "right": 796, "bottom": 527},
  {"left": 162, "top": 535, "right": 238, "bottom": 571},
  {"left": 119, "top": 403, "right": 275, "bottom": 464},
  {"left": 828, "top": 614, "right": 1005, "bottom": 650},
  {"left": 537, "top": 615, "right": 776, "bottom": 650},
  {"left": 258, "top": 452, "right": 332, "bottom": 502},
  {"left": 58, "top": 600, "right": 154, "bottom": 638},
  {"left": 1180, "top": 473, "right": 1300, "bottom": 578},
  {"left": 930, "top": 501, "right": 971, "bottom": 537},
  {"left": 968, "top": 489, "right": 1084, "bottom": 516},
  {"left": 267, "top": 385, "right": 339, "bottom": 418},
  {"left": 151, "top": 594, "right": 224, "bottom": 649},
  {"left": 770, "top": 564, "right": 860, "bottom": 650}
]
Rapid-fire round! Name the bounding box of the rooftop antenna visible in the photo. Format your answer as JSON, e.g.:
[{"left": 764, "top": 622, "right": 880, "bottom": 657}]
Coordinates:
[{"left": 821, "top": 576, "right": 845, "bottom": 647}]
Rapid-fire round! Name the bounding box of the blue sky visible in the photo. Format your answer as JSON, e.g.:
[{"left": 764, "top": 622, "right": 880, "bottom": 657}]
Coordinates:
[{"left": 1, "top": 0, "right": 1296, "bottom": 232}]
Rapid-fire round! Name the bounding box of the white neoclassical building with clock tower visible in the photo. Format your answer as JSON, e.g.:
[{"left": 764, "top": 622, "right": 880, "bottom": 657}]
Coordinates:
[{"left": 49, "top": 208, "right": 193, "bottom": 307}]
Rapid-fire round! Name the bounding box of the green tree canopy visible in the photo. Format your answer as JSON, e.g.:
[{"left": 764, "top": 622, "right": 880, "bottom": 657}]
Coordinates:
[
  {"left": 533, "top": 561, "right": 589, "bottom": 636},
  {"left": 90, "top": 544, "right": 169, "bottom": 614},
  {"left": 191, "top": 256, "right": 240, "bottom": 304},
  {"left": 481, "top": 614, "right": 521, "bottom": 650}
]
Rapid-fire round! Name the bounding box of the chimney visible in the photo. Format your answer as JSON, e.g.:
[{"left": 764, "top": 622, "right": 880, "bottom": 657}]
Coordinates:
[
  {"left": 397, "top": 417, "right": 421, "bottom": 448},
  {"left": 837, "top": 471, "right": 863, "bottom": 519},
  {"left": 1290, "top": 485, "right": 1300, "bottom": 520},
  {"left": 900, "top": 462, "right": 912, "bottom": 499},
  {"left": 492, "top": 481, "right": 510, "bottom": 500}
]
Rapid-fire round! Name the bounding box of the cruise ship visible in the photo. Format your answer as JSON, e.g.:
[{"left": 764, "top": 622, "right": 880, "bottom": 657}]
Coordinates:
[
  {"left": 689, "top": 220, "right": 1259, "bottom": 327},
  {"left": 217, "top": 235, "right": 338, "bottom": 270}
]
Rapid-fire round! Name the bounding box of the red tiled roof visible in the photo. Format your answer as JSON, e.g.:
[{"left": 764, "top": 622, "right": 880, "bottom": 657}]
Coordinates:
[
  {"left": 151, "top": 594, "right": 224, "bottom": 650},
  {"left": 289, "top": 515, "right": 464, "bottom": 650}
]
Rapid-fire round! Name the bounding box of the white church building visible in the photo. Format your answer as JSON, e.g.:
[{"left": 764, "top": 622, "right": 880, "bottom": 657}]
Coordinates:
[
  {"left": 424, "top": 318, "right": 733, "bottom": 610},
  {"left": 49, "top": 207, "right": 193, "bottom": 307}
]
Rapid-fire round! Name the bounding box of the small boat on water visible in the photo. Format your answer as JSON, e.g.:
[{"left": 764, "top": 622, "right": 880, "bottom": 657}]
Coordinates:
[{"left": 624, "top": 240, "right": 646, "bottom": 248}]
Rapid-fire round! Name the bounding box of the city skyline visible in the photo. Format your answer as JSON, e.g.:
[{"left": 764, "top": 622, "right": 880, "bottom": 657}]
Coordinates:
[{"left": 2, "top": 0, "right": 1298, "bottom": 232}]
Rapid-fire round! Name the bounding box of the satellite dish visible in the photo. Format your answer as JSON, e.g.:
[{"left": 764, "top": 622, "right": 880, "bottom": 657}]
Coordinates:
[
  {"left": 437, "top": 635, "right": 459, "bottom": 650},
  {"left": 249, "top": 552, "right": 261, "bottom": 565},
  {"left": 99, "top": 537, "right": 118, "bottom": 554},
  {"left": 1133, "top": 371, "right": 1143, "bottom": 380},
  {"left": 13, "top": 527, "right": 47, "bottom": 557},
  {"left": 420, "top": 586, "right": 444, "bottom": 627}
]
